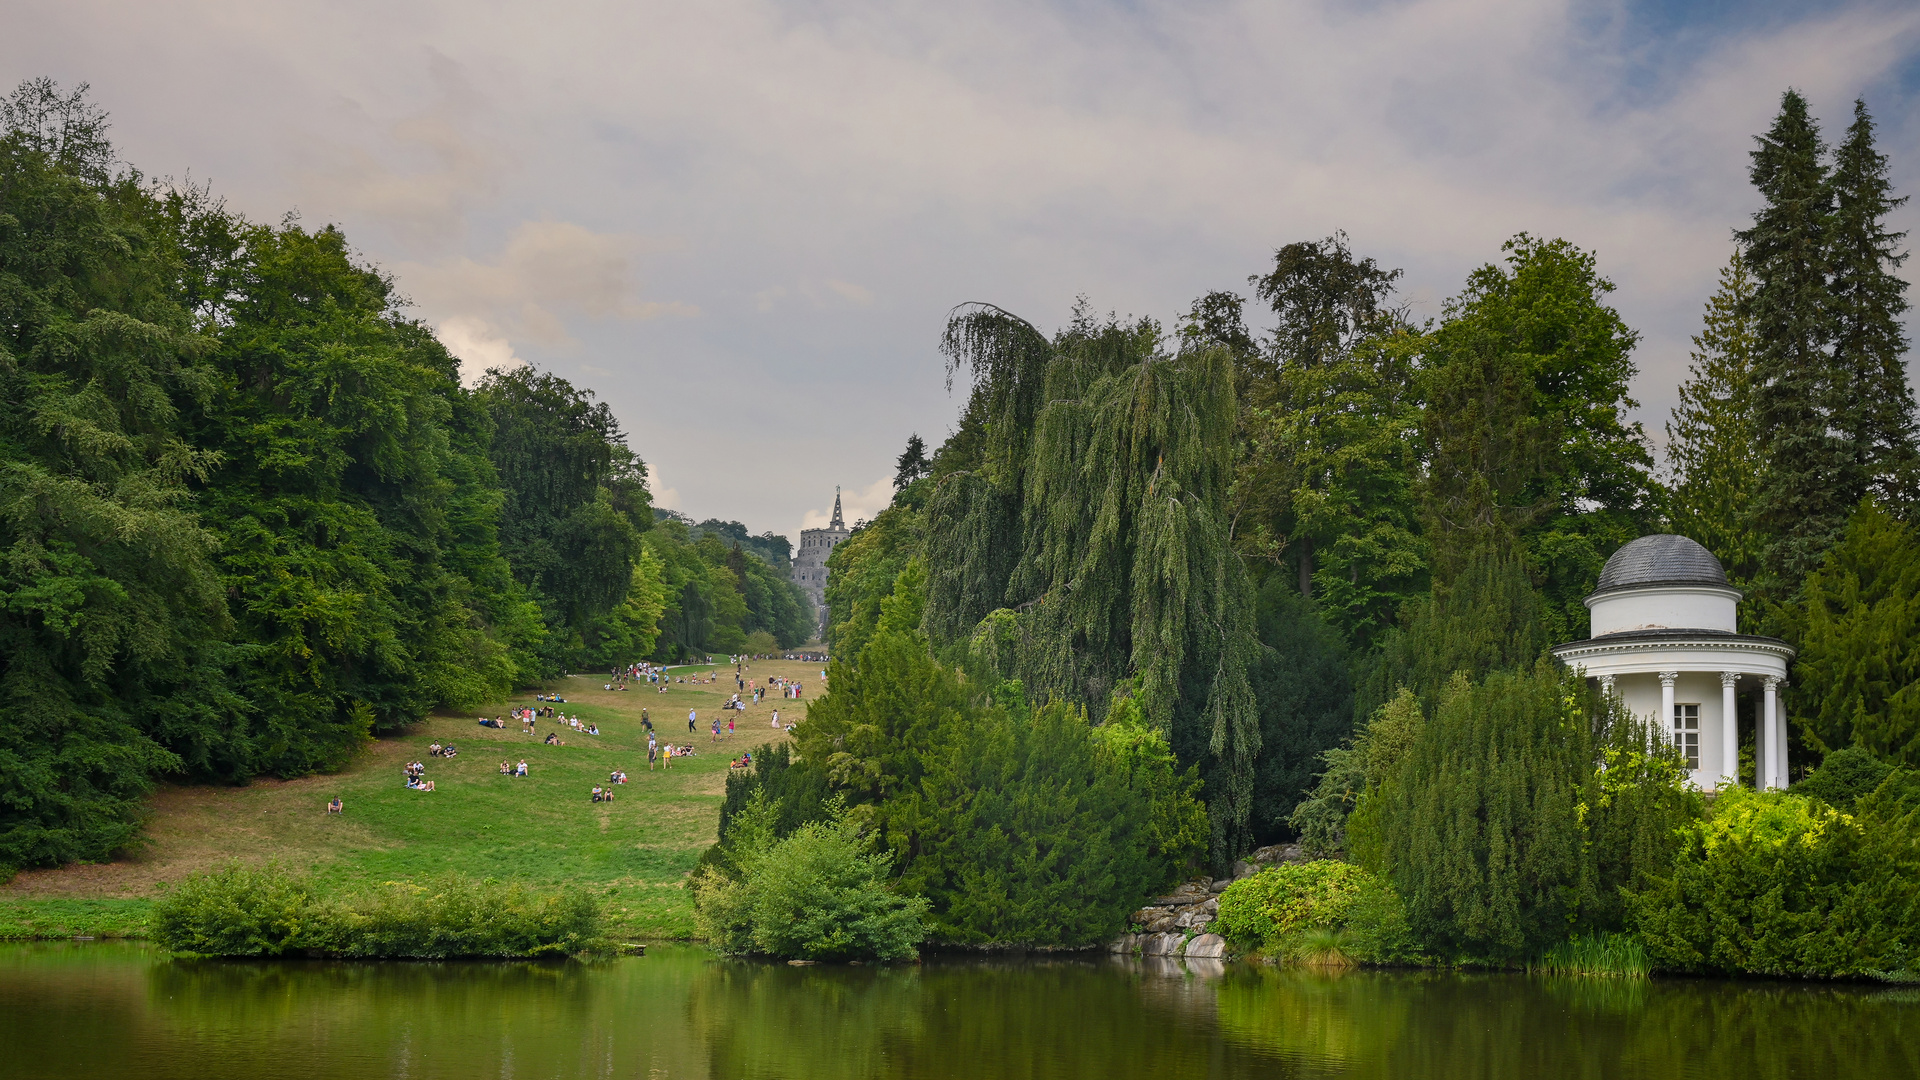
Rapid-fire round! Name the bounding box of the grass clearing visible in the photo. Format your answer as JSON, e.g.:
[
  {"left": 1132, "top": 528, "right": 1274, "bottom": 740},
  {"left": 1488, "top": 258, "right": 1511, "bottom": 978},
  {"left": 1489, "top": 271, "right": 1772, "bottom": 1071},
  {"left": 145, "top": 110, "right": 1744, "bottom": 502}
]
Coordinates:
[{"left": 1, "top": 657, "right": 824, "bottom": 941}]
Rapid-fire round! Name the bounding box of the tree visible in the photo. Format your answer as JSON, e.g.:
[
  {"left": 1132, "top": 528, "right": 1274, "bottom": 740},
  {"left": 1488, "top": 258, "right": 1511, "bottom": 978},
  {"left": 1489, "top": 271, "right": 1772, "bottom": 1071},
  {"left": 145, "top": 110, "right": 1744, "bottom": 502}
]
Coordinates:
[
  {"left": 1739, "top": 90, "right": 1847, "bottom": 591},
  {"left": 1789, "top": 500, "right": 1920, "bottom": 766},
  {"left": 1666, "top": 251, "right": 1764, "bottom": 595},
  {"left": 0, "top": 81, "right": 230, "bottom": 867},
  {"left": 1375, "top": 664, "right": 1691, "bottom": 963},
  {"left": 893, "top": 433, "right": 930, "bottom": 490},
  {"left": 925, "top": 302, "right": 1260, "bottom": 865},
  {"left": 1829, "top": 98, "right": 1918, "bottom": 512},
  {"left": 476, "top": 367, "right": 651, "bottom": 669},
  {"left": 1419, "top": 234, "right": 1656, "bottom": 640},
  {"left": 1227, "top": 234, "right": 1422, "bottom": 640}
]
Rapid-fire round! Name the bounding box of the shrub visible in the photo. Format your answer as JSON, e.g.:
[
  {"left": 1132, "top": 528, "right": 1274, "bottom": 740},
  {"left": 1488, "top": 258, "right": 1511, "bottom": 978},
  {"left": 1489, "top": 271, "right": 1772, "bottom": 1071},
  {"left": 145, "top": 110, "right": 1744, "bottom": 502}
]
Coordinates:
[
  {"left": 151, "top": 863, "right": 338, "bottom": 957},
  {"left": 337, "top": 877, "right": 603, "bottom": 959},
  {"left": 694, "top": 797, "right": 929, "bottom": 961},
  {"left": 1795, "top": 746, "right": 1898, "bottom": 812},
  {"left": 150, "top": 863, "right": 603, "bottom": 958},
  {"left": 1214, "top": 861, "right": 1417, "bottom": 965},
  {"left": 1215, "top": 862, "right": 1369, "bottom": 948},
  {"left": 1629, "top": 785, "right": 1920, "bottom": 977}
]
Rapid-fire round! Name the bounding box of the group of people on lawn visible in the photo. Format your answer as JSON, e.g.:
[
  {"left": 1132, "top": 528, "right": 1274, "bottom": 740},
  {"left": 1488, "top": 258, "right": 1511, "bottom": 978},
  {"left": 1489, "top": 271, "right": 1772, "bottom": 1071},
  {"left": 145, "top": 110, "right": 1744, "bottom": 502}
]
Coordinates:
[{"left": 333, "top": 664, "right": 805, "bottom": 812}]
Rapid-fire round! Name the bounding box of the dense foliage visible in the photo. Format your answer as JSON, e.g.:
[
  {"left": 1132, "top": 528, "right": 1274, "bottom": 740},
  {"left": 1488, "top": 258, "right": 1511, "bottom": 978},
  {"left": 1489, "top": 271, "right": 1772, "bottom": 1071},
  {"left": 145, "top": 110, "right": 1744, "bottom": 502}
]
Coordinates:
[
  {"left": 1630, "top": 782, "right": 1920, "bottom": 978},
  {"left": 0, "top": 81, "right": 809, "bottom": 874},
  {"left": 151, "top": 862, "right": 604, "bottom": 958},
  {"left": 693, "top": 796, "right": 929, "bottom": 961}
]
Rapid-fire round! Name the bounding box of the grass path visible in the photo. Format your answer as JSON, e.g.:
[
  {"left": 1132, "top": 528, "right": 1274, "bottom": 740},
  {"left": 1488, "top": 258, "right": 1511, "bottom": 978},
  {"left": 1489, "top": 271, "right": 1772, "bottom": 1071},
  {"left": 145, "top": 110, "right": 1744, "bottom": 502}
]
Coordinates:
[{"left": 0, "top": 657, "right": 825, "bottom": 940}]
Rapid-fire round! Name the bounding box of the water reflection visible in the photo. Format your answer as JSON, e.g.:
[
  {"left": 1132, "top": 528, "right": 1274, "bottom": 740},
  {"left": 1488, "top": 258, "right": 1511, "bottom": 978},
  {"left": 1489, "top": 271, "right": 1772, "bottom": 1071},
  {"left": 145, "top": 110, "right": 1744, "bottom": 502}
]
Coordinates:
[{"left": 0, "top": 941, "right": 1913, "bottom": 1080}]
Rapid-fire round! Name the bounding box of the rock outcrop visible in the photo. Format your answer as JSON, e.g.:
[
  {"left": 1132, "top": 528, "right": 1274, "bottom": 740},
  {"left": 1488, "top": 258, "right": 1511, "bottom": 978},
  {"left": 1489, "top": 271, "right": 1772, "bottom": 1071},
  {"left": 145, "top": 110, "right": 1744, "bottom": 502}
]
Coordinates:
[{"left": 1106, "top": 843, "right": 1308, "bottom": 958}]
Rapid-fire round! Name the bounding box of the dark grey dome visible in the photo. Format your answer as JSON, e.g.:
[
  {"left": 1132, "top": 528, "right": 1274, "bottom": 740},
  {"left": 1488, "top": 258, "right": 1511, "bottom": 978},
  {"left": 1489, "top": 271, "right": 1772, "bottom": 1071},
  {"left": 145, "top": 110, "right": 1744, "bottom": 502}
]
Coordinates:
[{"left": 1593, "top": 535, "right": 1728, "bottom": 594}]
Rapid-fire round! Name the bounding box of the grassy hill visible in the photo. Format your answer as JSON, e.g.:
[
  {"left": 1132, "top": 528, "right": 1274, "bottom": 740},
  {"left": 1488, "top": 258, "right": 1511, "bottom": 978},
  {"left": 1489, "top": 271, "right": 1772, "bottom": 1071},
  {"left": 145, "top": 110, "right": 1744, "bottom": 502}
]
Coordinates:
[{"left": 0, "top": 658, "right": 826, "bottom": 941}]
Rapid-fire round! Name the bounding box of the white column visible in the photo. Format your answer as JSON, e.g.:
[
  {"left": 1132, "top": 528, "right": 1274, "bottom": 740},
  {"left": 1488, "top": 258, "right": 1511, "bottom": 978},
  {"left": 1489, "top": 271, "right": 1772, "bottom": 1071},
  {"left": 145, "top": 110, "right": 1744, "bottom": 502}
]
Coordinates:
[
  {"left": 1720, "top": 672, "right": 1740, "bottom": 790},
  {"left": 1659, "top": 672, "right": 1678, "bottom": 754},
  {"left": 1762, "top": 676, "right": 1780, "bottom": 791},
  {"left": 1766, "top": 684, "right": 1781, "bottom": 787},
  {"left": 1599, "top": 674, "right": 1616, "bottom": 701}
]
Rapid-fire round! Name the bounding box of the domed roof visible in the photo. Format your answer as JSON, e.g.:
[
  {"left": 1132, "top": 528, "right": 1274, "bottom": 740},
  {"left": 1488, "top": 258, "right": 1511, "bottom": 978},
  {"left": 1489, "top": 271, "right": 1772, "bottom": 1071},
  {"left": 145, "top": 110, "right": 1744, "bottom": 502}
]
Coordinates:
[{"left": 1593, "top": 535, "right": 1728, "bottom": 594}]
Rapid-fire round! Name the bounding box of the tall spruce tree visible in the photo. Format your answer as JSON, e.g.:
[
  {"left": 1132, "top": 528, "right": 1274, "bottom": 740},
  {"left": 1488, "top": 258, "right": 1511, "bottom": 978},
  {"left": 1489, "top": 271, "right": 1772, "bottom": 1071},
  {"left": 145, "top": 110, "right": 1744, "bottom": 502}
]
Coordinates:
[
  {"left": 1829, "top": 98, "right": 1918, "bottom": 512},
  {"left": 1666, "top": 251, "right": 1764, "bottom": 595},
  {"left": 1738, "top": 90, "right": 1849, "bottom": 591}
]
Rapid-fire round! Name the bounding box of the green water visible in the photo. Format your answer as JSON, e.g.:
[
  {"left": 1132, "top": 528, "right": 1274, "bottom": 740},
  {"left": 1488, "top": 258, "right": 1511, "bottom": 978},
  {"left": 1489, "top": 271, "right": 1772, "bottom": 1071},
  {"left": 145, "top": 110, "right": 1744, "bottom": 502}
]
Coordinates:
[{"left": 2, "top": 942, "right": 1913, "bottom": 1079}]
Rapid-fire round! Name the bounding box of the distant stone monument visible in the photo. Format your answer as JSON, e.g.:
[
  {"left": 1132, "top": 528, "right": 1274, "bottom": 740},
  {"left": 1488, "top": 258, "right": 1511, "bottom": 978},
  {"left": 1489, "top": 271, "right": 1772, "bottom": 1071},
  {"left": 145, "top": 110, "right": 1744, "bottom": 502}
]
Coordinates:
[{"left": 792, "top": 487, "right": 851, "bottom": 640}]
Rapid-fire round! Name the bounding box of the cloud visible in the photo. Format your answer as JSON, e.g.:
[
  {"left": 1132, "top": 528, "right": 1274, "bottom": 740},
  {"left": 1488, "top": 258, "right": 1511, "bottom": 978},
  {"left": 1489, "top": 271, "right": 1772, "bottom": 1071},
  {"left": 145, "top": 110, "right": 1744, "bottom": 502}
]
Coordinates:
[
  {"left": 9, "top": 0, "right": 1917, "bottom": 538},
  {"left": 800, "top": 476, "right": 895, "bottom": 530},
  {"left": 436, "top": 316, "right": 526, "bottom": 386},
  {"left": 647, "top": 461, "right": 684, "bottom": 512},
  {"left": 397, "top": 219, "right": 697, "bottom": 379}
]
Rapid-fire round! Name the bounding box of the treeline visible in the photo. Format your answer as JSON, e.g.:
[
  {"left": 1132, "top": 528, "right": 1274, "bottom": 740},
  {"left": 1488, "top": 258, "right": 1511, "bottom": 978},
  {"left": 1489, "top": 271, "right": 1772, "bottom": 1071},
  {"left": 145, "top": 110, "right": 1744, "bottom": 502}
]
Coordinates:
[
  {"left": 701, "top": 88, "right": 1920, "bottom": 967},
  {"left": 0, "top": 81, "right": 810, "bottom": 873}
]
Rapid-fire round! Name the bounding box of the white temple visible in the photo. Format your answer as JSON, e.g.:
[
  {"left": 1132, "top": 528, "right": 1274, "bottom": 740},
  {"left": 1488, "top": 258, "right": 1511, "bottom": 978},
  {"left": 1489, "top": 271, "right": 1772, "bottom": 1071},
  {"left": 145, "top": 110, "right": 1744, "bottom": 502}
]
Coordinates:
[{"left": 1551, "top": 535, "right": 1795, "bottom": 791}]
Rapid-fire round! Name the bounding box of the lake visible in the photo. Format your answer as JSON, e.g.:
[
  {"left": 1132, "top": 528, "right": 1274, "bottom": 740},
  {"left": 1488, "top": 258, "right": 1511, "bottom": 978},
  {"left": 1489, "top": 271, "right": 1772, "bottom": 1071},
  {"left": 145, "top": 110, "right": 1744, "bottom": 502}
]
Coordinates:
[{"left": 2, "top": 942, "right": 1913, "bottom": 1079}]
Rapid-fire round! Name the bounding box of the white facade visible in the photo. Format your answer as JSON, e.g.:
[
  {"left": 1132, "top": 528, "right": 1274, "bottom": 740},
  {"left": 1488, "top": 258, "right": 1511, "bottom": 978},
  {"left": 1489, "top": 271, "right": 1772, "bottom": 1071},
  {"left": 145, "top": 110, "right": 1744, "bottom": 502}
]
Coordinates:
[{"left": 1551, "top": 536, "right": 1795, "bottom": 791}]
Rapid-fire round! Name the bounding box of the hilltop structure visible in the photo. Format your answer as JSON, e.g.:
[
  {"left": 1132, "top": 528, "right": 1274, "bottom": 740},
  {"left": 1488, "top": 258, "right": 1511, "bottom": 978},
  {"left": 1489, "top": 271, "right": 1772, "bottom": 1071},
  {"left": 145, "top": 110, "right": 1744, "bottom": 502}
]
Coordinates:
[
  {"left": 792, "top": 487, "right": 850, "bottom": 640},
  {"left": 1552, "top": 535, "right": 1795, "bottom": 791}
]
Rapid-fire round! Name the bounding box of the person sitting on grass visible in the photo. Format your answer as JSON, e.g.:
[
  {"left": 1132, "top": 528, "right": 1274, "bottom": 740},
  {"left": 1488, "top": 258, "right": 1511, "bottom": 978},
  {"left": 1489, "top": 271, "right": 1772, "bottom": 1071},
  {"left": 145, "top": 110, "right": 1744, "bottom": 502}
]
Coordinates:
[
  {"left": 586, "top": 723, "right": 599, "bottom": 735},
  {"left": 517, "top": 760, "right": 529, "bottom": 777},
  {"left": 545, "top": 731, "right": 561, "bottom": 746},
  {"left": 591, "top": 786, "right": 604, "bottom": 802},
  {"left": 442, "top": 743, "right": 457, "bottom": 758},
  {"left": 429, "top": 742, "right": 443, "bottom": 756},
  {"left": 327, "top": 797, "right": 343, "bottom": 814}
]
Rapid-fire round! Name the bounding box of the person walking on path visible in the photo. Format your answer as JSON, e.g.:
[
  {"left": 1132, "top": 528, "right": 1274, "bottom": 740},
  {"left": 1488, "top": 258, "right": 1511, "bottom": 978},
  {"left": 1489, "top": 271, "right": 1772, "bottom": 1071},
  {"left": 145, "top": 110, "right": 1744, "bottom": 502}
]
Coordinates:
[
  {"left": 648, "top": 737, "right": 658, "bottom": 772},
  {"left": 688, "top": 708, "right": 696, "bottom": 735}
]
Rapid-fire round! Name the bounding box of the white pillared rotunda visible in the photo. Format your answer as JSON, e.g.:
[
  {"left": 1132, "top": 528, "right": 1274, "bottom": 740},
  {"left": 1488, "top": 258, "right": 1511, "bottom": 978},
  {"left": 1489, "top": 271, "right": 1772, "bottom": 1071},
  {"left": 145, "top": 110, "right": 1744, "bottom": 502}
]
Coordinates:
[{"left": 1551, "top": 534, "right": 1795, "bottom": 791}]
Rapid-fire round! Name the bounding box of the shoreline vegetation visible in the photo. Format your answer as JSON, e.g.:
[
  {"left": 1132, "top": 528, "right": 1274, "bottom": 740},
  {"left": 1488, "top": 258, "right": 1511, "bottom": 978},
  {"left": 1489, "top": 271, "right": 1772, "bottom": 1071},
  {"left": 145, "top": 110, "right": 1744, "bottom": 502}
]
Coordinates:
[{"left": 8, "top": 80, "right": 1920, "bottom": 984}]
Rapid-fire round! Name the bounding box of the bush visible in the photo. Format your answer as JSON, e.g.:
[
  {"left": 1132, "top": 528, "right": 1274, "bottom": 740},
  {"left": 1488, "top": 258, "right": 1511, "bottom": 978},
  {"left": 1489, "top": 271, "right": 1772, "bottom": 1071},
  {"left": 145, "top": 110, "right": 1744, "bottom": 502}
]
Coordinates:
[
  {"left": 694, "top": 797, "right": 929, "bottom": 961},
  {"left": 1213, "top": 860, "right": 1417, "bottom": 965},
  {"left": 151, "top": 863, "right": 331, "bottom": 957},
  {"left": 150, "top": 863, "right": 604, "bottom": 958},
  {"left": 1629, "top": 785, "right": 1920, "bottom": 977},
  {"left": 1215, "top": 862, "right": 1369, "bottom": 948},
  {"left": 898, "top": 693, "right": 1207, "bottom": 947},
  {"left": 1795, "top": 746, "right": 1897, "bottom": 812}
]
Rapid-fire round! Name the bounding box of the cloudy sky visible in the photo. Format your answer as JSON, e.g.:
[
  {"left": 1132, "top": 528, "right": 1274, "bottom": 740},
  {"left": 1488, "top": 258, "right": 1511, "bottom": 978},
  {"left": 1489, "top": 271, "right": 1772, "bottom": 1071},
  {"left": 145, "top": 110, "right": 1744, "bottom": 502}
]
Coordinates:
[{"left": 8, "top": 1, "right": 1919, "bottom": 538}]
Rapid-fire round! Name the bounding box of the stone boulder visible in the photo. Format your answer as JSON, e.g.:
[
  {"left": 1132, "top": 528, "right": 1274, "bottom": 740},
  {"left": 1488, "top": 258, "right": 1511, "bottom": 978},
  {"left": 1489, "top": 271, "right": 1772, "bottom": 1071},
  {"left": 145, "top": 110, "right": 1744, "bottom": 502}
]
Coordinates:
[{"left": 1184, "top": 934, "right": 1227, "bottom": 959}]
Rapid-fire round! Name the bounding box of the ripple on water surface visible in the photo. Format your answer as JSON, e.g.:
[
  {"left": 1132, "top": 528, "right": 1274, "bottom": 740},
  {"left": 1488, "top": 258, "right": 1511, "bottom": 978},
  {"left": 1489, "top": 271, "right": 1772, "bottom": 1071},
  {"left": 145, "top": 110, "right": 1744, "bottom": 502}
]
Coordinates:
[{"left": 1, "top": 941, "right": 1913, "bottom": 1080}]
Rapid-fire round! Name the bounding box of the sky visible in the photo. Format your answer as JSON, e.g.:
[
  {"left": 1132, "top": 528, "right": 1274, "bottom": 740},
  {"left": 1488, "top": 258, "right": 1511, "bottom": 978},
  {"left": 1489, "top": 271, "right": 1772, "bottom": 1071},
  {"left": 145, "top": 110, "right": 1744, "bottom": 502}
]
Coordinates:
[{"left": 7, "top": 0, "right": 1919, "bottom": 539}]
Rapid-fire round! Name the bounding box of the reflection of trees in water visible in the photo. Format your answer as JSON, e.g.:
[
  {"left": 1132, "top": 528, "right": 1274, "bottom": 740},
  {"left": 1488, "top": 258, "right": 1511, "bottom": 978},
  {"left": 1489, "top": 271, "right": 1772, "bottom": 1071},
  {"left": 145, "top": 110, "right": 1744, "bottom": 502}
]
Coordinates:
[
  {"left": 687, "top": 955, "right": 1278, "bottom": 1080},
  {"left": 1211, "top": 968, "right": 1920, "bottom": 1078},
  {"left": 9, "top": 944, "right": 1920, "bottom": 1079}
]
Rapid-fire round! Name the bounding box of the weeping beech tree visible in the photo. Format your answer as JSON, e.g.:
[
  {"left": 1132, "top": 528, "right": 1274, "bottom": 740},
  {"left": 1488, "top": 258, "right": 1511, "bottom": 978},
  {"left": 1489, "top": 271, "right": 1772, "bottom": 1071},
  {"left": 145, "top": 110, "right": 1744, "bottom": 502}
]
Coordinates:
[{"left": 925, "top": 303, "right": 1260, "bottom": 864}]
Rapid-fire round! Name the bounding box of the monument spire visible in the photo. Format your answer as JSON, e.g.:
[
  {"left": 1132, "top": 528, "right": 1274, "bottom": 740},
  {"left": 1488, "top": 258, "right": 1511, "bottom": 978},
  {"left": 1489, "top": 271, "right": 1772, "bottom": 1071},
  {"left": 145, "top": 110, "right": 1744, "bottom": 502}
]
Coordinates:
[{"left": 829, "top": 485, "right": 844, "bottom": 530}]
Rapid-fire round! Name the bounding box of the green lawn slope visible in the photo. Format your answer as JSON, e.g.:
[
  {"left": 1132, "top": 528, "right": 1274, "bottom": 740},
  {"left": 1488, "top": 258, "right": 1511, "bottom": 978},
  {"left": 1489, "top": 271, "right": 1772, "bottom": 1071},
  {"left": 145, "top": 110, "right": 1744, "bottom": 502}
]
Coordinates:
[{"left": 1, "top": 658, "right": 824, "bottom": 941}]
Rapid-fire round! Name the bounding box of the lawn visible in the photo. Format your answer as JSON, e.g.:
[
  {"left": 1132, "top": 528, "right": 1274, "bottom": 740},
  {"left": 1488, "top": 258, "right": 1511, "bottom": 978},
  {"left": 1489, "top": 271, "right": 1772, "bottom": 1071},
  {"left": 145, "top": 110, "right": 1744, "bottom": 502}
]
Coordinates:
[{"left": 0, "top": 657, "right": 826, "bottom": 941}]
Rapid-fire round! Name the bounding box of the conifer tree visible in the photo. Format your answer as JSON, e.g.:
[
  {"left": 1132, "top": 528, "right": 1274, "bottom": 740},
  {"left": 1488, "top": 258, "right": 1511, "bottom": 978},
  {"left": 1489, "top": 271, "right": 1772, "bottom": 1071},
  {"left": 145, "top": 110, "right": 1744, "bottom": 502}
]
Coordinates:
[
  {"left": 1829, "top": 98, "right": 1918, "bottom": 511},
  {"left": 1666, "top": 251, "right": 1764, "bottom": 593},
  {"left": 1738, "top": 90, "right": 1849, "bottom": 590}
]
